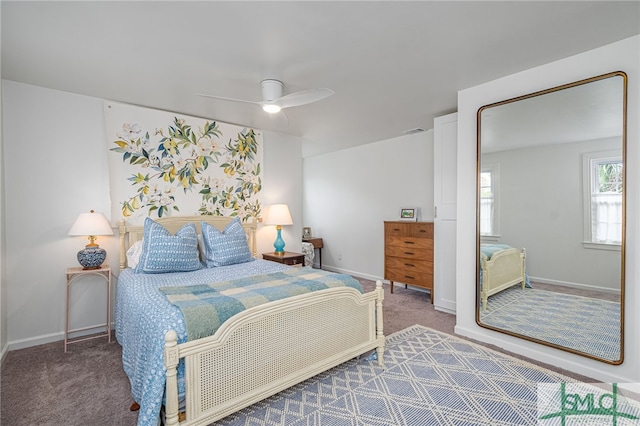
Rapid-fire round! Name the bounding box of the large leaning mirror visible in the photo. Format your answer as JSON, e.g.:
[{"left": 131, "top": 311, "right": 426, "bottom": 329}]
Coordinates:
[{"left": 476, "top": 71, "right": 626, "bottom": 364}]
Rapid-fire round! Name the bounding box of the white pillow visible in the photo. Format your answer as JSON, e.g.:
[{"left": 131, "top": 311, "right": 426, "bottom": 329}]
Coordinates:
[
  {"left": 126, "top": 240, "right": 144, "bottom": 269},
  {"left": 197, "top": 234, "right": 206, "bottom": 261}
]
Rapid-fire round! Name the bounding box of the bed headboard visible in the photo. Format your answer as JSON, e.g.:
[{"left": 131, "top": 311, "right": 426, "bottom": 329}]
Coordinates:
[{"left": 117, "top": 216, "right": 258, "bottom": 270}]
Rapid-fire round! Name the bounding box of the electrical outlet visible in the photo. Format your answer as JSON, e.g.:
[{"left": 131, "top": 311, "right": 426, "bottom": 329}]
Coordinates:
[{"left": 338, "top": 253, "right": 342, "bottom": 261}]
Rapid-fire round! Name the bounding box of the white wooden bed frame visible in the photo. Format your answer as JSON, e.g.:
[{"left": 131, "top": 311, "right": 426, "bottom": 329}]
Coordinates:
[
  {"left": 118, "top": 216, "right": 385, "bottom": 426},
  {"left": 480, "top": 247, "right": 526, "bottom": 311}
]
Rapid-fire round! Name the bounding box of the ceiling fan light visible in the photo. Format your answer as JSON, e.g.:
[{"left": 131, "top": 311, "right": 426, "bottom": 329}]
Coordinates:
[{"left": 262, "top": 104, "right": 282, "bottom": 113}]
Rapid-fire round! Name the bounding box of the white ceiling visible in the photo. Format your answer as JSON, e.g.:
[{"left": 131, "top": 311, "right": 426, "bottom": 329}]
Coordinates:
[{"left": 2, "top": 1, "right": 639, "bottom": 157}]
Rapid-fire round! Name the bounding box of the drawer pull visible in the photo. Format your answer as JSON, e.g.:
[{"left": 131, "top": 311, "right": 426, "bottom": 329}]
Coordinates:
[
  {"left": 404, "top": 275, "right": 415, "bottom": 280},
  {"left": 404, "top": 241, "right": 415, "bottom": 244},
  {"left": 404, "top": 252, "right": 414, "bottom": 255},
  {"left": 393, "top": 228, "right": 400, "bottom": 231},
  {"left": 419, "top": 229, "right": 427, "bottom": 233},
  {"left": 405, "top": 263, "right": 415, "bottom": 267}
]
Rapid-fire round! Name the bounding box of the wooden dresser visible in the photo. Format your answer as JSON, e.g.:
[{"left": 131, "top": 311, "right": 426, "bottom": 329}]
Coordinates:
[{"left": 384, "top": 221, "right": 434, "bottom": 303}]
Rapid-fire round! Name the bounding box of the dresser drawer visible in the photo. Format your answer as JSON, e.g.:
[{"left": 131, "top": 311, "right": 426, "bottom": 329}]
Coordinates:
[
  {"left": 385, "top": 245, "right": 433, "bottom": 260},
  {"left": 384, "top": 222, "right": 433, "bottom": 238},
  {"left": 385, "top": 236, "right": 432, "bottom": 251},
  {"left": 385, "top": 256, "right": 433, "bottom": 274},
  {"left": 385, "top": 267, "right": 433, "bottom": 289}
]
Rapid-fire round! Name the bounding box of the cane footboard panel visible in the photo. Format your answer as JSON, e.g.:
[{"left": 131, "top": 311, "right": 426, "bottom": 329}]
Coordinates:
[{"left": 165, "top": 283, "right": 385, "bottom": 426}]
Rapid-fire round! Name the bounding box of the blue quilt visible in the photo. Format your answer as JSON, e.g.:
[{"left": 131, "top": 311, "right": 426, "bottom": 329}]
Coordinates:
[
  {"left": 116, "top": 259, "right": 288, "bottom": 426},
  {"left": 114, "top": 260, "right": 363, "bottom": 426},
  {"left": 160, "top": 268, "right": 363, "bottom": 340},
  {"left": 480, "top": 243, "right": 513, "bottom": 261}
]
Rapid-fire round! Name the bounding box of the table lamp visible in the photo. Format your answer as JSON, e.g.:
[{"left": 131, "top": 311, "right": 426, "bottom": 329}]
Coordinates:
[
  {"left": 264, "top": 204, "right": 293, "bottom": 255},
  {"left": 68, "top": 210, "right": 114, "bottom": 269}
]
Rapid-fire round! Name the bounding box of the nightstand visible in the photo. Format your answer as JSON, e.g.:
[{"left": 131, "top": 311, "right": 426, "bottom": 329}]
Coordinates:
[
  {"left": 65, "top": 265, "right": 112, "bottom": 352},
  {"left": 262, "top": 251, "right": 305, "bottom": 267}
]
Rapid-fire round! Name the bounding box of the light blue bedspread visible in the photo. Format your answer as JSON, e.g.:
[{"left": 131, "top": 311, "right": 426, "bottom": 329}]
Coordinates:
[{"left": 115, "top": 259, "right": 292, "bottom": 426}]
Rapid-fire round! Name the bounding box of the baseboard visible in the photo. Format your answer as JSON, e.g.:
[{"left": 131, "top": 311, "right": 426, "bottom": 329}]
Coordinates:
[
  {"left": 7, "top": 323, "right": 113, "bottom": 351},
  {"left": 434, "top": 303, "right": 456, "bottom": 315},
  {"left": 530, "top": 276, "right": 621, "bottom": 294}
]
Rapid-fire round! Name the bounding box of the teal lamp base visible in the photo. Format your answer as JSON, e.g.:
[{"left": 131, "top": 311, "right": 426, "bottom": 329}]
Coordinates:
[{"left": 273, "top": 226, "right": 286, "bottom": 255}]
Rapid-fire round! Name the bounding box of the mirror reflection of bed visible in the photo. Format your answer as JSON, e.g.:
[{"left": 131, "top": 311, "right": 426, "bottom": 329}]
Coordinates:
[{"left": 476, "top": 71, "right": 626, "bottom": 364}]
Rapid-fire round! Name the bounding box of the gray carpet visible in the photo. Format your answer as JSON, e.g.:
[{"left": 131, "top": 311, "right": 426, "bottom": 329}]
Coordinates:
[{"left": 0, "top": 279, "right": 596, "bottom": 426}]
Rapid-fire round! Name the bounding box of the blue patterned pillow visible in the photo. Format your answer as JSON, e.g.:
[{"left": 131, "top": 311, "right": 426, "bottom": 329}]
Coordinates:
[
  {"left": 201, "top": 218, "right": 254, "bottom": 267},
  {"left": 135, "top": 218, "right": 201, "bottom": 273}
]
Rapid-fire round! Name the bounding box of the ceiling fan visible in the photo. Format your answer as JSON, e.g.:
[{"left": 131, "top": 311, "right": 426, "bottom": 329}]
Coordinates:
[{"left": 197, "top": 79, "right": 334, "bottom": 114}]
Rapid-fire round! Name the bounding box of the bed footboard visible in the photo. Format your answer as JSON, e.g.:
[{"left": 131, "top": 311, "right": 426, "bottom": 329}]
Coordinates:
[
  {"left": 481, "top": 248, "right": 526, "bottom": 311},
  {"left": 164, "top": 281, "right": 385, "bottom": 425}
]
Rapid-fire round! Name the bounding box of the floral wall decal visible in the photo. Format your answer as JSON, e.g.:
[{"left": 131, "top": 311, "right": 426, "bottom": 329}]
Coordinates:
[{"left": 104, "top": 102, "right": 263, "bottom": 225}]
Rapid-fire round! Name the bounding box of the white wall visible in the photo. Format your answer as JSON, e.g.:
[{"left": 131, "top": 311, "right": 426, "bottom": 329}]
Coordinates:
[
  {"left": 1, "top": 80, "right": 303, "bottom": 349},
  {"left": 457, "top": 36, "right": 640, "bottom": 386},
  {"left": 259, "top": 131, "right": 303, "bottom": 256},
  {"left": 483, "top": 138, "right": 621, "bottom": 291},
  {"left": 302, "top": 131, "right": 434, "bottom": 281},
  {"left": 0, "top": 15, "right": 7, "bottom": 360}
]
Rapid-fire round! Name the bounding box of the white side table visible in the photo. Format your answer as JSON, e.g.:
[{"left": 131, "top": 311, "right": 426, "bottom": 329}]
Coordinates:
[{"left": 65, "top": 265, "right": 112, "bottom": 352}]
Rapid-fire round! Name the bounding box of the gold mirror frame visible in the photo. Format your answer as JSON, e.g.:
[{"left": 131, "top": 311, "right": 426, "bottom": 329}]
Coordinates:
[{"left": 475, "top": 71, "right": 626, "bottom": 365}]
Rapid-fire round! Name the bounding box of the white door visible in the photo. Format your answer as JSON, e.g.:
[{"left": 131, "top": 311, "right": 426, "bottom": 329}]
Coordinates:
[{"left": 433, "top": 112, "right": 458, "bottom": 313}]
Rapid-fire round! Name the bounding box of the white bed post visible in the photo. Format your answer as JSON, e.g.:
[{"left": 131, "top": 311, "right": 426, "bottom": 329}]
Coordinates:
[
  {"left": 375, "top": 280, "right": 385, "bottom": 367},
  {"left": 164, "top": 331, "right": 180, "bottom": 426},
  {"left": 118, "top": 219, "right": 127, "bottom": 270}
]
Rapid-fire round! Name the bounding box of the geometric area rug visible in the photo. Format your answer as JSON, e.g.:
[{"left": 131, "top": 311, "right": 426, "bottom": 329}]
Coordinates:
[{"left": 217, "top": 325, "right": 640, "bottom": 425}]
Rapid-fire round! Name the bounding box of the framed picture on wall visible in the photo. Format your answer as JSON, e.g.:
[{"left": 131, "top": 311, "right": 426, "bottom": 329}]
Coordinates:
[
  {"left": 303, "top": 227, "right": 312, "bottom": 238},
  {"left": 400, "top": 207, "right": 418, "bottom": 221}
]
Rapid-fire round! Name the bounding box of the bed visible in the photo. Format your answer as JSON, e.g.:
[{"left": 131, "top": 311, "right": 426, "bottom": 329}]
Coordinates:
[
  {"left": 479, "top": 243, "right": 527, "bottom": 311},
  {"left": 115, "top": 215, "right": 385, "bottom": 426}
]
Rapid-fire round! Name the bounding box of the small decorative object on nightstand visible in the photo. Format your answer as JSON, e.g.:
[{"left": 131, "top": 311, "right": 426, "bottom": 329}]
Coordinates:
[
  {"left": 65, "top": 265, "right": 112, "bottom": 352},
  {"left": 264, "top": 204, "right": 293, "bottom": 255},
  {"left": 68, "top": 210, "right": 114, "bottom": 269},
  {"left": 303, "top": 227, "right": 312, "bottom": 238},
  {"left": 262, "top": 251, "right": 305, "bottom": 266}
]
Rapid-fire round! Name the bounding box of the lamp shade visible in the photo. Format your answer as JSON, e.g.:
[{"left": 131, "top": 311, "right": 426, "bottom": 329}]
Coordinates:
[
  {"left": 264, "top": 204, "right": 293, "bottom": 226},
  {"left": 69, "top": 210, "right": 113, "bottom": 269},
  {"left": 68, "top": 210, "right": 114, "bottom": 237},
  {"left": 264, "top": 204, "right": 293, "bottom": 255}
]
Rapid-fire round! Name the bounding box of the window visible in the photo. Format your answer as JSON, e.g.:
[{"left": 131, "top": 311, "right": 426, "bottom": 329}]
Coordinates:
[
  {"left": 480, "top": 163, "right": 499, "bottom": 238},
  {"left": 583, "top": 151, "right": 622, "bottom": 249}
]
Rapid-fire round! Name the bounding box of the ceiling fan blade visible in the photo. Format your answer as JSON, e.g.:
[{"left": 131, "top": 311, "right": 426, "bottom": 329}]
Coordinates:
[
  {"left": 274, "top": 88, "right": 334, "bottom": 109},
  {"left": 268, "top": 110, "right": 289, "bottom": 127},
  {"left": 196, "top": 93, "right": 260, "bottom": 107}
]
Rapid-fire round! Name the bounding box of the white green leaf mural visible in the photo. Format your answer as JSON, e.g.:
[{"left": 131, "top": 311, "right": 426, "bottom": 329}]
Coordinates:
[{"left": 104, "top": 101, "right": 263, "bottom": 225}]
